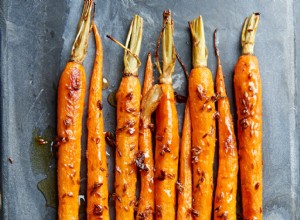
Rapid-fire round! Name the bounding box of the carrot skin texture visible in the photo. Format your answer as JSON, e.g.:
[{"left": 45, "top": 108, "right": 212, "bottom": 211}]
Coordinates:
[
  {"left": 115, "top": 76, "right": 141, "bottom": 220},
  {"left": 189, "top": 67, "right": 216, "bottom": 220},
  {"left": 155, "top": 84, "right": 179, "bottom": 219},
  {"left": 214, "top": 63, "right": 238, "bottom": 220},
  {"left": 177, "top": 103, "right": 192, "bottom": 220},
  {"left": 234, "top": 55, "right": 263, "bottom": 220},
  {"left": 137, "top": 54, "right": 155, "bottom": 220},
  {"left": 86, "top": 24, "right": 109, "bottom": 220},
  {"left": 57, "top": 62, "right": 86, "bottom": 220}
]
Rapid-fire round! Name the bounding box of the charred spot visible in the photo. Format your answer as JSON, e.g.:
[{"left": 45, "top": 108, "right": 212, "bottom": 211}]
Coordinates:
[
  {"left": 147, "top": 123, "right": 155, "bottom": 131},
  {"left": 62, "top": 192, "right": 73, "bottom": 198},
  {"left": 157, "top": 170, "right": 166, "bottom": 181},
  {"left": 207, "top": 105, "right": 212, "bottom": 112},
  {"left": 197, "top": 85, "right": 207, "bottom": 101},
  {"left": 93, "top": 204, "right": 103, "bottom": 216},
  {"left": 90, "top": 182, "right": 103, "bottom": 195},
  {"left": 126, "top": 92, "right": 133, "bottom": 100},
  {"left": 255, "top": 182, "right": 260, "bottom": 190},
  {"left": 176, "top": 181, "right": 184, "bottom": 194},
  {"left": 191, "top": 146, "right": 202, "bottom": 163},
  {"left": 97, "top": 100, "right": 103, "bottom": 110},
  {"left": 63, "top": 118, "right": 72, "bottom": 128},
  {"left": 174, "top": 92, "right": 187, "bottom": 103},
  {"left": 213, "top": 111, "right": 220, "bottom": 120},
  {"left": 240, "top": 118, "right": 249, "bottom": 130},
  {"left": 111, "top": 193, "right": 121, "bottom": 202},
  {"left": 156, "top": 205, "right": 162, "bottom": 218},
  {"left": 156, "top": 134, "right": 163, "bottom": 142},
  {"left": 188, "top": 208, "right": 199, "bottom": 217},
  {"left": 54, "top": 136, "right": 68, "bottom": 147},
  {"left": 123, "top": 183, "right": 128, "bottom": 193},
  {"left": 135, "top": 151, "right": 149, "bottom": 172},
  {"left": 70, "top": 71, "right": 81, "bottom": 90},
  {"left": 215, "top": 206, "right": 221, "bottom": 212},
  {"left": 160, "top": 144, "right": 171, "bottom": 156}
]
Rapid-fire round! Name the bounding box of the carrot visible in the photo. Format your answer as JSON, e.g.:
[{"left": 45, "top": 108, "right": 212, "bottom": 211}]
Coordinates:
[
  {"left": 136, "top": 54, "right": 162, "bottom": 220},
  {"left": 188, "top": 16, "right": 216, "bottom": 220},
  {"left": 86, "top": 22, "right": 109, "bottom": 219},
  {"left": 56, "top": 0, "right": 93, "bottom": 219},
  {"left": 213, "top": 30, "right": 238, "bottom": 220},
  {"left": 154, "top": 10, "right": 179, "bottom": 220},
  {"left": 234, "top": 13, "right": 262, "bottom": 220},
  {"left": 177, "top": 103, "right": 193, "bottom": 220},
  {"left": 108, "top": 15, "right": 143, "bottom": 220}
]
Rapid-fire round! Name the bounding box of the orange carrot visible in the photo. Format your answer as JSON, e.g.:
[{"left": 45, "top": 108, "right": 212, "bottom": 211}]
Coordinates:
[
  {"left": 213, "top": 30, "right": 238, "bottom": 220},
  {"left": 57, "top": 0, "right": 93, "bottom": 219},
  {"left": 188, "top": 16, "right": 216, "bottom": 220},
  {"left": 234, "top": 13, "right": 263, "bottom": 220},
  {"left": 137, "top": 54, "right": 162, "bottom": 220},
  {"left": 86, "top": 22, "right": 109, "bottom": 219},
  {"left": 154, "top": 10, "right": 179, "bottom": 220},
  {"left": 109, "top": 15, "right": 143, "bottom": 220},
  {"left": 177, "top": 103, "right": 192, "bottom": 220}
]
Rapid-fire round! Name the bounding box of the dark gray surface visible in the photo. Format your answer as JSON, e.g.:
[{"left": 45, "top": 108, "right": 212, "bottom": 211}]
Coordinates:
[{"left": 0, "top": 0, "right": 299, "bottom": 219}]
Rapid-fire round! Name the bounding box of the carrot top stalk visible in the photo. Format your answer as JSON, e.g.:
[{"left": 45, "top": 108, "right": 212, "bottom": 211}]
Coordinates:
[
  {"left": 71, "top": 0, "right": 94, "bottom": 64},
  {"left": 189, "top": 16, "right": 207, "bottom": 68},
  {"left": 241, "top": 13, "right": 260, "bottom": 55},
  {"left": 112, "top": 15, "right": 143, "bottom": 220}
]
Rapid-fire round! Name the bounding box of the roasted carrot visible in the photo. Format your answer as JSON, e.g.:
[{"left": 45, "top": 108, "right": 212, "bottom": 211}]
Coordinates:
[
  {"left": 109, "top": 15, "right": 143, "bottom": 220},
  {"left": 137, "top": 54, "right": 162, "bottom": 220},
  {"left": 177, "top": 103, "right": 193, "bottom": 220},
  {"left": 86, "top": 22, "right": 109, "bottom": 219},
  {"left": 57, "top": 0, "right": 93, "bottom": 219},
  {"left": 213, "top": 30, "right": 238, "bottom": 220},
  {"left": 188, "top": 16, "right": 216, "bottom": 220},
  {"left": 234, "top": 13, "right": 262, "bottom": 220},
  {"left": 154, "top": 10, "right": 179, "bottom": 220}
]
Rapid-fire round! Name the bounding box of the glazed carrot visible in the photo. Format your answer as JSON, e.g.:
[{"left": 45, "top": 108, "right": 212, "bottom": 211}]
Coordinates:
[
  {"left": 109, "top": 15, "right": 143, "bottom": 220},
  {"left": 234, "top": 13, "right": 263, "bottom": 220},
  {"left": 154, "top": 10, "right": 179, "bottom": 220},
  {"left": 213, "top": 30, "right": 238, "bottom": 220},
  {"left": 177, "top": 103, "right": 193, "bottom": 220},
  {"left": 188, "top": 16, "right": 216, "bottom": 220},
  {"left": 86, "top": 22, "right": 109, "bottom": 219},
  {"left": 57, "top": 0, "right": 93, "bottom": 219},
  {"left": 137, "top": 54, "right": 163, "bottom": 220}
]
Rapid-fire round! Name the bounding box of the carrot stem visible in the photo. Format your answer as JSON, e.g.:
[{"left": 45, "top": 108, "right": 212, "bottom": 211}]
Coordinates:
[{"left": 241, "top": 13, "right": 260, "bottom": 55}]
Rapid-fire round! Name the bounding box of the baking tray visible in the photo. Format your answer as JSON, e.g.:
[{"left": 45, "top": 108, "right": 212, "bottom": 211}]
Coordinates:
[{"left": 0, "top": 0, "right": 299, "bottom": 219}]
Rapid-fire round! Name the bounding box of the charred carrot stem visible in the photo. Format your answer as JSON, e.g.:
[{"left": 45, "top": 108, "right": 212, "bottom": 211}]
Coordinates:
[
  {"left": 57, "top": 0, "right": 93, "bottom": 219},
  {"left": 213, "top": 30, "right": 238, "bottom": 220},
  {"left": 154, "top": 10, "right": 179, "bottom": 220},
  {"left": 234, "top": 13, "right": 262, "bottom": 220},
  {"left": 188, "top": 16, "right": 216, "bottom": 220},
  {"left": 110, "top": 15, "right": 143, "bottom": 220},
  {"left": 137, "top": 54, "right": 162, "bottom": 220},
  {"left": 86, "top": 22, "right": 109, "bottom": 220},
  {"left": 177, "top": 103, "right": 193, "bottom": 220}
]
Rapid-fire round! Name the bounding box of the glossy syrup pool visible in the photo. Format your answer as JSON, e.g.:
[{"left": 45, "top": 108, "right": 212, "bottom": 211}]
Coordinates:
[{"left": 30, "top": 127, "right": 57, "bottom": 208}]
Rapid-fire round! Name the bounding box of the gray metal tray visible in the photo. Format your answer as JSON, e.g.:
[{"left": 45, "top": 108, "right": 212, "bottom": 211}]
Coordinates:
[{"left": 0, "top": 0, "right": 299, "bottom": 219}]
